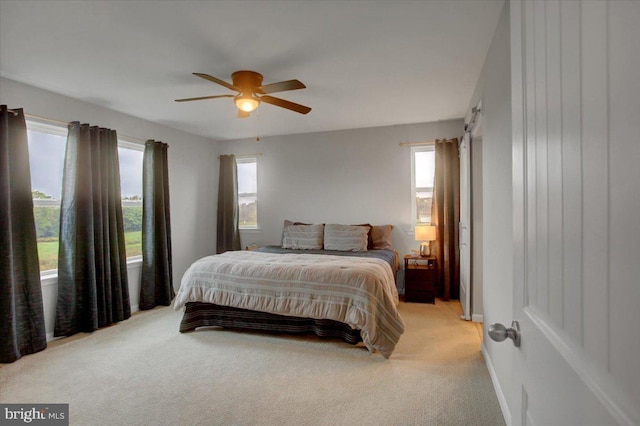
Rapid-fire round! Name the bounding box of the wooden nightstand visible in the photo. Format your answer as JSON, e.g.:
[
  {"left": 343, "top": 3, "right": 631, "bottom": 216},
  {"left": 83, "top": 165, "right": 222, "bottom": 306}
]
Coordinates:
[{"left": 404, "top": 254, "right": 437, "bottom": 304}]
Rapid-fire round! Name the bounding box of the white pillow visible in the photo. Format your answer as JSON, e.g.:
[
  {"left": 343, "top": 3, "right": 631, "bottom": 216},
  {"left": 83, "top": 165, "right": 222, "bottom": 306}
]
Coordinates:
[
  {"left": 323, "top": 224, "right": 369, "bottom": 252},
  {"left": 282, "top": 224, "right": 324, "bottom": 250}
]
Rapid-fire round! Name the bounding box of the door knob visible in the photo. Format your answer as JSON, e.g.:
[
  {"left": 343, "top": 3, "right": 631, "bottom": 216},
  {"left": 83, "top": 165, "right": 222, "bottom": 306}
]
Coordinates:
[{"left": 488, "top": 321, "right": 521, "bottom": 347}]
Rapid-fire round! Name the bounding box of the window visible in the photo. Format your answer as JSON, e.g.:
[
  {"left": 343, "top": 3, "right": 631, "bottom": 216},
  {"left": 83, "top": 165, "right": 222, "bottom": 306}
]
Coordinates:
[
  {"left": 411, "top": 146, "right": 435, "bottom": 227},
  {"left": 118, "top": 141, "right": 144, "bottom": 259},
  {"left": 27, "top": 121, "right": 145, "bottom": 274},
  {"left": 237, "top": 156, "right": 258, "bottom": 229},
  {"left": 27, "top": 121, "right": 67, "bottom": 274}
]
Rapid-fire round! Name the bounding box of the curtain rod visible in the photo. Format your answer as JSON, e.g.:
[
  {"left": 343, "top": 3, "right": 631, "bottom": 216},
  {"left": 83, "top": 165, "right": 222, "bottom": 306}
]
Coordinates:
[
  {"left": 6, "top": 109, "right": 147, "bottom": 143},
  {"left": 218, "top": 153, "right": 263, "bottom": 159},
  {"left": 399, "top": 138, "right": 457, "bottom": 147}
]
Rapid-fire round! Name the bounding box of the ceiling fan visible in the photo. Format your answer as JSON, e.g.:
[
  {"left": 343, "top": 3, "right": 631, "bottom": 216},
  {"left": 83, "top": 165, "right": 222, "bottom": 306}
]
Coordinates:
[{"left": 175, "top": 71, "right": 311, "bottom": 118}]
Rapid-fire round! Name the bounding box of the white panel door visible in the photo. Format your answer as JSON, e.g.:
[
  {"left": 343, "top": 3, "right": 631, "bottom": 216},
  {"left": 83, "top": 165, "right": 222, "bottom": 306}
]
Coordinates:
[
  {"left": 459, "top": 132, "right": 471, "bottom": 321},
  {"left": 508, "top": 1, "right": 640, "bottom": 425}
]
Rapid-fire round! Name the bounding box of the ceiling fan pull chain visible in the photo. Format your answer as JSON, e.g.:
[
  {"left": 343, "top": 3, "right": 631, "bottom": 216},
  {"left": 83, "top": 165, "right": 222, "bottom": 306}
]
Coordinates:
[{"left": 256, "top": 109, "right": 260, "bottom": 142}]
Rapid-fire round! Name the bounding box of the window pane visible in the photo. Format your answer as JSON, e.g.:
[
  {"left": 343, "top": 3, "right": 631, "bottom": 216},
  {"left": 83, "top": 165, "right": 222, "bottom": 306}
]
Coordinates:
[
  {"left": 237, "top": 159, "right": 257, "bottom": 228},
  {"left": 28, "top": 129, "right": 66, "bottom": 273},
  {"left": 413, "top": 148, "right": 435, "bottom": 227},
  {"left": 237, "top": 161, "right": 257, "bottom": 194},
  {"left": 29, "top": 130, "right": 66, "bottom": 200},
  {"left": 118, "top": 147, "right": 143, "bottom": 258},
  {"left": 415, "top": 150, "right": 435, "bottom": 188},
  {"left": 118, "top": 147, "right": 143, "bottom": 200},
  {"left": 239, "top": 195, "right": 257, "bottom": 228},
  {"left": 416, "top": 190, "right": 433, "bottom": 224}
]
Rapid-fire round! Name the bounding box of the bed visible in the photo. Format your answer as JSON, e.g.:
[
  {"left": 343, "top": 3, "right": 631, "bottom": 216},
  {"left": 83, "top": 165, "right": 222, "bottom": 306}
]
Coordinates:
[{"left": 174, "top": 224, "right": 406, "bottom": 358}]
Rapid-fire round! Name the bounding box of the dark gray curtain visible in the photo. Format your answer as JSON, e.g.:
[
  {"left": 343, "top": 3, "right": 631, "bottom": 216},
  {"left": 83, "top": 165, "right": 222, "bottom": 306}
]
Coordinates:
[
  {"left": 432, "top": 138, "right": 460, "bottom": 300},
  {"left": 54, "top": 122, "right": 130, "bottom": 337},
  {"left": 140, "top": 140, "right": 173, "bottom": 310},
  {"left": 216, "top": 155, "right": 241, "bottom": 253},
  {"left": 0, "top": 105, "right": 47, "bottom": 362}
]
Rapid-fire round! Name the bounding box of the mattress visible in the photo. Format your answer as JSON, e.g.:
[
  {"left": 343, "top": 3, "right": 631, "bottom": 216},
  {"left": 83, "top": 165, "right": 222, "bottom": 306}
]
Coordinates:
[{"left": 175, "top": 250, "right": 405, "bottom": 358}]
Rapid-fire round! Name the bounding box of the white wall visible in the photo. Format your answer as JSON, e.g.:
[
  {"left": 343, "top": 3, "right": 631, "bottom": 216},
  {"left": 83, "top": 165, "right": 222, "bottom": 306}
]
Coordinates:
[
  {"left": 463, "top": 2, "right": 513, "bottom": 423},
  {"left": 1, "top": 77, "right": 218, "bottom": 338},
  {"left": 217, "top": 119, "right": 463, "bottom": 269}
]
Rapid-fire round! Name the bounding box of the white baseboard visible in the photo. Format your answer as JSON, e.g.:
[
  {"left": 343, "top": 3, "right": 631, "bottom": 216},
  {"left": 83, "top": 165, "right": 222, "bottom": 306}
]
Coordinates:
[
  {"left": 46, "top": 332, "right": 62, "bottom": 343},
  {"left": 481, "top": 343, "right": 511, "bottom": 426},
  {"left": 472, "top": 313, "right": 484, "bottom": 323}
]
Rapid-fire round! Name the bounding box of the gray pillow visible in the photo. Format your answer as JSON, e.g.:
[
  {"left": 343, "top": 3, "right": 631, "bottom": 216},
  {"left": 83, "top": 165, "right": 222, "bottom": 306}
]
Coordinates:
[
  {"left": 323, "top": 224, "right": 369, "bottom": 252},
  {"left": 282, "top": 224, "right": 324, "bottom": 250}
]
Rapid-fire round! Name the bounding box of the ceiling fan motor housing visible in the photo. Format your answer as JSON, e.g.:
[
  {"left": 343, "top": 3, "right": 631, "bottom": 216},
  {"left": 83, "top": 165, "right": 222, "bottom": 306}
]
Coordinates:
[{"left": 231, "top": 70, "right": 263, "bottom": 93}]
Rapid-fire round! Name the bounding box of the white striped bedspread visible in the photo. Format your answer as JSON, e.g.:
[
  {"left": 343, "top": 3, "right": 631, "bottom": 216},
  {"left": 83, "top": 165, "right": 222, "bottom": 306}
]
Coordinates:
[{"left": 174, "top": 250, "right": 406, "bottom": 358}]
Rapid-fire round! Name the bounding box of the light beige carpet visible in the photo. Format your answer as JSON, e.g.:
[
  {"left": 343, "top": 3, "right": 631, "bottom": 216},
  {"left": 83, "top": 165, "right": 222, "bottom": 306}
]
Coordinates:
[{"left": 0, "top": 301, "right": 505, "bottom": 426}]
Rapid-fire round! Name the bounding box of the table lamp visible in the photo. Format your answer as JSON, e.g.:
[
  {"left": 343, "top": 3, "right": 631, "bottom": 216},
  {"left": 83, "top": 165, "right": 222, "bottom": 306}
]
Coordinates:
[{"left": 414, "top": 225, "right": 436, "bottom": 257}]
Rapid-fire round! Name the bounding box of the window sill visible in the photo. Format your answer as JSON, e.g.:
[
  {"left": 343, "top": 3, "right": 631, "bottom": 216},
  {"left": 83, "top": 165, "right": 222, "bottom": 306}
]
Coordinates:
[
  {"left": 127, "top": 256, "right": 143, "bottom": 267},
  {"left": 40, "top": 257, "right": 143, "bottom": 287},
  {"left": 239, "top": 227, "right": 262, "bottom": 233},
  {"left": 41, "top": 272, "right": 58, "bottom": 288}
]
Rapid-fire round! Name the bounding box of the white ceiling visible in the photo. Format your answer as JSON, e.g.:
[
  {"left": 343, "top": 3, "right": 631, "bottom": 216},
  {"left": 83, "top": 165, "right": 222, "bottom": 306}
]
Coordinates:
[{"left": 0, "top": 0, "right": 503, "bottom": 141}]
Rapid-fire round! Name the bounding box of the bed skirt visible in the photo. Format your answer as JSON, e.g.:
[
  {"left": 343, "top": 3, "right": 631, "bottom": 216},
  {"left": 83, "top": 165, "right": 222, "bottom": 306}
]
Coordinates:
[{"left": 179, "top": 302, "right": 363, "bottom": 345}]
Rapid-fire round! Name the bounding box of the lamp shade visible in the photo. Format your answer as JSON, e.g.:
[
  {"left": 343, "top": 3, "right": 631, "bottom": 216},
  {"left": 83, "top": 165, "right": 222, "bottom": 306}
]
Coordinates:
[
  {"left": 414, "top": 225, "right": 436, "bottom": 242},
  {"left": 234, "top": 94, "right": 260, "bottom": 112}
]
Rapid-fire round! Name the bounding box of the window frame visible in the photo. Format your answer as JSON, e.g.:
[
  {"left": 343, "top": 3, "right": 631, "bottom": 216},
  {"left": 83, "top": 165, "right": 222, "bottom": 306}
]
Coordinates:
[
  {"left": 236, "top": 155, "right": 259, "bottom": 230},
  {"left": 26, "top": 120, "right": 146, "bottom": 279},
  {"left": 26, "top": 120, "right": 68, "bottom": 279},
  {"left": 410, "top": 144, "right": 435, "bottom": 229},
  {"left": 117, "top": 138, "right": 145, "bottom": 263}
]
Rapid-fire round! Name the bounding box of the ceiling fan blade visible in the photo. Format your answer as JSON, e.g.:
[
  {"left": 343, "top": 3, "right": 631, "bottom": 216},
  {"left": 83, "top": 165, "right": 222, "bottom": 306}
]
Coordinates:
[
  {"left": 175, "top": 94, "right": 235, "bottom": 102},
  {"left": 257, "top": 79, "right": 306, "bottom": 95},
  {"left": 237, "top": 110, "right": 250, "bottom": 119},
  {"left": 260, "top": 95, "right": 311, "bottom": 114},
  {"left": 193, "top": 73, "right": 239, "bottom": 92}
]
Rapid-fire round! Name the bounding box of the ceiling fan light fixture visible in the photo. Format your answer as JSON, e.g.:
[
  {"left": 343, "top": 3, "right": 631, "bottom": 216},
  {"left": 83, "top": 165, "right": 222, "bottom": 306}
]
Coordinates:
[
  {"left": 177, "top": 72, "right": 311, "bottom": 115},
  {"left": 235, "top": 93, "right": 260, "bottom": 112}
]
